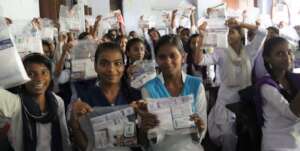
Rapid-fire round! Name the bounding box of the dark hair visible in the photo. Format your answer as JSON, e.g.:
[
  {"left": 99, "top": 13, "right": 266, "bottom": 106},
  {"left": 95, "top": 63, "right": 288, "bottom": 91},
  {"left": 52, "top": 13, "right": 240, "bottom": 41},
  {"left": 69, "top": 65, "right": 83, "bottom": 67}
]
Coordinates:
[
  {"left": 125, "top": 38, "right": 147, "bottom": 64},
  {"left": 181, "top": 28, "right": 190, "bottom": 35},
  {"left": 176, "top": 26, "right": 184, "bottom": 34},
  {"left": 116, "top": 35, "right": 127, "bottom": 43},
  {"left": 187, "top": 34, "right": 200, "bottom": 52},
  {"left": 42, "top": 40, "right": 52, "bottom": 49},
  {"left": 155, "top": 34, "right": 185, "bottom": 55},
  {"left": 125, "top": 38, "right": 145, "bottom": 53},
  {"left": 78, "top": 32, "right": 90, "bottom": 40},
  {"left": 102, "top": 33, "right": 114, "bottom": 42},
  {"left": 94, "top": 42, "right": 124, "bottom": 66},
  {"left": 267, "top": 26, "right": 279, "bottom": 35},
  {"left": 148, "top": 27, "right": 161, "bottom": 38},
  {"left": 22, "top": 53, "right": 54, "bottom": 91},
  {"left": 229, "top": 27, "right": 246, "bottom": 45},
  {"left": 262, "top": 37, "right": 288, "bottom": 80},
  {"left": 129, "top": 31, "right": 137, "bottom": 37}
]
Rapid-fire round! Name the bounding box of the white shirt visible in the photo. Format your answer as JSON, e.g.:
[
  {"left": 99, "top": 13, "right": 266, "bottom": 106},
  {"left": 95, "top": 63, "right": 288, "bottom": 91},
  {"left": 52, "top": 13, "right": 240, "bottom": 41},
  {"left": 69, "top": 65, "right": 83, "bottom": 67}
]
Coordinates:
[
  {"left": 261, "top": 84, "right": 300, "bottom": 151},
  {"left": 36, "top": 122, "right": 51, "bottom": 151}
]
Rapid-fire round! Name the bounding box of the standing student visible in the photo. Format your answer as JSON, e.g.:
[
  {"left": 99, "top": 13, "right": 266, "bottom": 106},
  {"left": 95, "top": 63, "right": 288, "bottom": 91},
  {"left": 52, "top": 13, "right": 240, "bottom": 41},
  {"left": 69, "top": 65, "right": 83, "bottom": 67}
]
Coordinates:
[
  {"left": 0, "top": 53, "right": 71, "bottom": 151},
  {"left": 195, "top": 18, "right": 266, "bottom": 151},
  {"left": 256, "top": 37, "right": 300, "bottom": 151},
  {"left": 138, "top": 34, "right": 207, "bottom": 151},
  {"left": 70, "top": 43, "right": 142, "bottom": 151}
]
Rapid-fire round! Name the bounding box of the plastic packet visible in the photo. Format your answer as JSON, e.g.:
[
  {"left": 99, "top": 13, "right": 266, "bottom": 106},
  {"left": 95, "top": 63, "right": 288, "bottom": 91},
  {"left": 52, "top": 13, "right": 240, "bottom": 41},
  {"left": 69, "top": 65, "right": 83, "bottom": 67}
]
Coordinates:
[
  {"left": 175, "top": 1, "right": 195, "bottom": 28},
  {"left": 0, "top": 18, "right": 30, "bottom": 88},
  {"left": 146, "top": 95, "right": 197, "bottom": 136},
  {"left": 79, "top": 106, "right": 138, "bottom": 150},
  {"left": 59, "top": 4, "right": 85, "bottom": 33},
  {"left": 10, "top": 20, "right": 43, "bottom": 57},
  {"left": 40, "top": 18, "right": 55, "bottom": 41},
  {"left": 130, "top": 60, "right": 156, "bottom": 89},
  {"left": 203, "top": 4, "right": 228, "bottom": 49},
  {"left": 71, "top": 40, "right": 97, "bottom": 80},
  {"left": 203, "top": 29, "right": 228, "bottom": 48}
]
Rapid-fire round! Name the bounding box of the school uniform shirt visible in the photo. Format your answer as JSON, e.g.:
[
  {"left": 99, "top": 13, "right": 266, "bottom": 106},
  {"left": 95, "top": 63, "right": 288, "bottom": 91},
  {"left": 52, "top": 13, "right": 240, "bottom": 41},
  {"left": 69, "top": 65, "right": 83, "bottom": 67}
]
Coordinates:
[
  {"left": 141, "top": 71, "right": 207, "bottom": 151},
  {"left": 260, "top": 84, "right": 300, "bottom": 151},
  {"left": 78, "top": 83, "right": 142, "bottom": 151},
  {"left": 0, "top": 89, "right": 71, "bottom": 151}
]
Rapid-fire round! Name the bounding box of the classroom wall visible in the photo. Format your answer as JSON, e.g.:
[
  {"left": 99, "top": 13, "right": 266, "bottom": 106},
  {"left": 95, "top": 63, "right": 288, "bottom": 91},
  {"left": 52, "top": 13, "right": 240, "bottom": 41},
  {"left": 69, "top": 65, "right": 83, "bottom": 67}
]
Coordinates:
[
  {"left": 0, "top": 0, "right": 40, "bottom": 20},
  {"left": 87, "top": 0, "right": 110, "bottom": 17}
]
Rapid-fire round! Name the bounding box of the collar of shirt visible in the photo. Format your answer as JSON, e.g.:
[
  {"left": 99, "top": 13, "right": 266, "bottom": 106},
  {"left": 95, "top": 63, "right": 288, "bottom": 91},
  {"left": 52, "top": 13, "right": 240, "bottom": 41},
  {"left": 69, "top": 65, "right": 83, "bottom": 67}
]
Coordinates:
[{"left": 157, "top": 70, "right": 187, "bottom": 84}]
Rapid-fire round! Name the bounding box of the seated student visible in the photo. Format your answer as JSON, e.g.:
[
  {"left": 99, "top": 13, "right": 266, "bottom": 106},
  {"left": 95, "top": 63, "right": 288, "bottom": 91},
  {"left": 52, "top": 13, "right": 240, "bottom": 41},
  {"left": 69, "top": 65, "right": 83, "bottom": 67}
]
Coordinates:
[
  {"left": 253, "top": 26, "right": 280, "bottom": 81},
  {"left": 256, "top": 37, "right": 300, "bottom": 151},
  {"left": 0, "top": 53, "right": 71, "bottom": 151},
  {"left": 138, "top": 34, "right": 207, "bottom": 151},
  {"left": 117, "top": 35, "right": 128, "bottom": 54},
  {"left": 69, "top": 43, "right": 142, "bottom": 151},
  {"left": 126, "top": 38, "right": 147, "bottom": 65}
]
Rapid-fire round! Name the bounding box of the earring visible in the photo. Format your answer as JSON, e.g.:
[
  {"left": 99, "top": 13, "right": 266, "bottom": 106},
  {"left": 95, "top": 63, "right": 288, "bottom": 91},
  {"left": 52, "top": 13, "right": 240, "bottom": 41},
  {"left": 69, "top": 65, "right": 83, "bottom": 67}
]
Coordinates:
[{"left": 269, "top": 63, "right": 273, "bottom": 69}]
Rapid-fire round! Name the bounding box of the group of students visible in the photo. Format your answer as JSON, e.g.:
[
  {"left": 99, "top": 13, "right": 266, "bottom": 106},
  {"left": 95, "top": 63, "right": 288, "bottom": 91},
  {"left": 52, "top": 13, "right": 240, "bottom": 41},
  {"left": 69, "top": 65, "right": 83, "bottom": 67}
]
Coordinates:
[{"left": 0, "top": 7, "right": 300, "bottom": 151}]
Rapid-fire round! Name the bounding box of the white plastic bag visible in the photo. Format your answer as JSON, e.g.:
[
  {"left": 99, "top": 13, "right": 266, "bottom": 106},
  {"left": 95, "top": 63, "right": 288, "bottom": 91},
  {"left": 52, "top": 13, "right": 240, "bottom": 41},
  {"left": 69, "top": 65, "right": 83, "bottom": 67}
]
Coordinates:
[
  {"left": 79, "top": 106, "right": 138, "bottom": 150},
  {"left": 175, "top": 1, "right": 195, "bottom": 28},
  {"left": 59, "top": 4, "right": 85, "bottom": 33},
  {"left": 203, "top": 4, "right": 228, "bottom": 49},
  {"left": 0, "top": 18, "right": 30, "bottom": 88},
  {"left": 40, "top": 18, "right": 55, "bottom": 41},
  {"left": 10, "top": 20, "right": 44, "bottom": 57},
  {"left": 71, "top": 40, "right": 97, "bottom": 80},
  {"left": 146, "top": 95, "right": 197, "bottom": 136},
  {"left": 130, "top": 60, "right": 156, "bottom": 89}
]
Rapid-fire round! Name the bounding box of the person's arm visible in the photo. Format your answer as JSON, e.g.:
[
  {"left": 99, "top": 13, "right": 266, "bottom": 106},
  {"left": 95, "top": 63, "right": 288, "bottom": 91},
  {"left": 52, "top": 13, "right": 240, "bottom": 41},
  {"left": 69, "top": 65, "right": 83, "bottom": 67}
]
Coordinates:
[
  {"left": 55, "top": 94, "right": 72, "bottom": 151},
  {"left": 69, "top": 100, "right": 93, "bottom": 151},
  {"left": 194, "top": 23, "right": 220, "bottom": 66},
  {"left": 193, "top": 84, "right": 207, "bottom": 141},
  {"left": 54, "top": 43, "right": 72, "bottom": 78},
  {"left": 190, "top": 9, "right": 197, "bottom": 34},
  {"left": 0, "top": 89, "right": 21, "bottom": 118},
  {"left": 290, "top": 92, "right": 300, "bottom": 117},
  {"left": 92, "top": 15, "right": 102, "bottom": 39},
  {"left": 171, "top": 10, "right": 177, "bottom": 32},
  {"left": 261, "top": 85, "right": 300, "bottom": 120}
]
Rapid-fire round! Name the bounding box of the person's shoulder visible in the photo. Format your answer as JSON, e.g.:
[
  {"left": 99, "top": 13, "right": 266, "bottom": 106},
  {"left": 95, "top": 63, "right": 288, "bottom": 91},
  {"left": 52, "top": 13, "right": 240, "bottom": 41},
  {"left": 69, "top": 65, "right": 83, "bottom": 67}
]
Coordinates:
[
  {"left": 186, "top": 74, "right": 202, "bottom": 83},
  {"left": 0, "top": 89, "right": 20, "bottom": 103},
  {"left": 52, "top": 92, "right": 65, "bottom": 107},
  {"left": 143, "top": 76, "right": 159, "bottom": 87}
]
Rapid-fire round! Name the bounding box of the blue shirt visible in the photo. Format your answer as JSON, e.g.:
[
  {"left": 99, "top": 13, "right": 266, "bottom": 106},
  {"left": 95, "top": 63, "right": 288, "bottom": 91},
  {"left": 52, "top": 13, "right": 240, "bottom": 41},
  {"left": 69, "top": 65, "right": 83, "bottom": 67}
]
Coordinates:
[{"left": 78, "top": 82, "right": 142, "bottom": 107}]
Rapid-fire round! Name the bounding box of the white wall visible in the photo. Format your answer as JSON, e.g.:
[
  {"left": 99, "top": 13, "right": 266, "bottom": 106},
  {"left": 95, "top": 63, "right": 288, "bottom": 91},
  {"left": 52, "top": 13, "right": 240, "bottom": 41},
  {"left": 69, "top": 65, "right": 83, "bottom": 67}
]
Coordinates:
[
  {"left": 0, "top": 0, "right": 39, "bottom": 20},
  {"left": 87, "top": 0, "right": 110, "bottom": 17}
]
